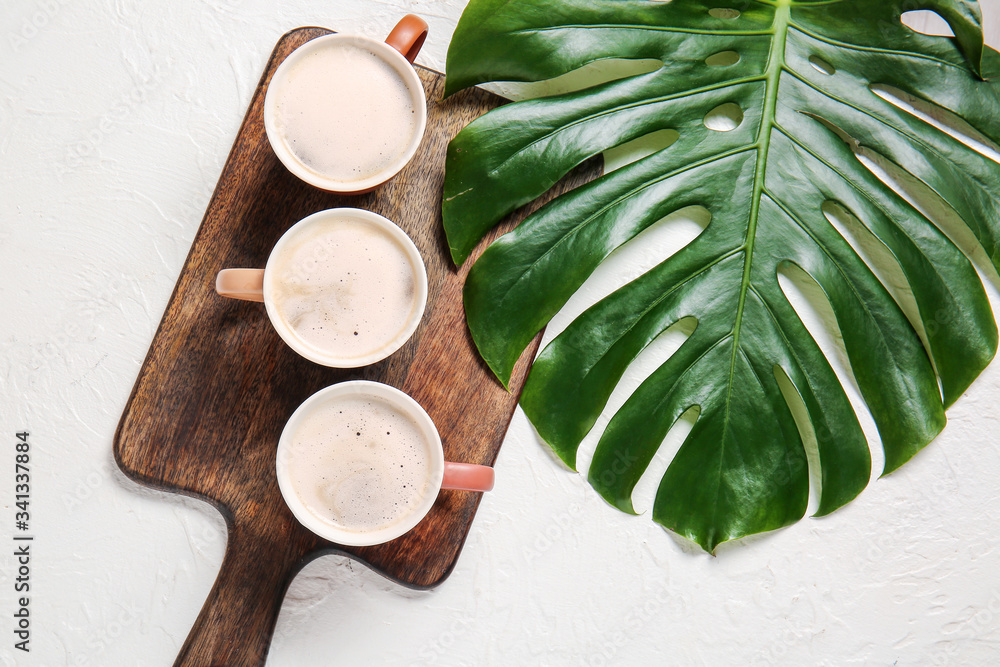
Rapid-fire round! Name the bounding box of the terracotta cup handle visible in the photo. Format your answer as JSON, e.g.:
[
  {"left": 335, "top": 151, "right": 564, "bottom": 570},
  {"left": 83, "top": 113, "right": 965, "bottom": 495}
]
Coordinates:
[
  {"left": 441, "top": 462, "right": 495, "bottom": 492},
  {"left": 216, "top": 268, "right": 264, "bottom": 302},
  {"left": 385, "top": 14, "right": 428, "bottom": 63}
]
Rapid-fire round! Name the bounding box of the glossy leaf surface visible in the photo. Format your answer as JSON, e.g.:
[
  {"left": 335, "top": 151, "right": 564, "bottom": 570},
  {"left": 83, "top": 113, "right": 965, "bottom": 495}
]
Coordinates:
[{"left": 443, "top": 0, "right": 1000, "bottom": 552}]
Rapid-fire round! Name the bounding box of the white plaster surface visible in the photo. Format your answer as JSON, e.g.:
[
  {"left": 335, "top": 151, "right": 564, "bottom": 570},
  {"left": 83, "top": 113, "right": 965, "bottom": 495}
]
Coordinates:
[{"left": 2, "top": 1, "right": 1000, "bottom": 665}]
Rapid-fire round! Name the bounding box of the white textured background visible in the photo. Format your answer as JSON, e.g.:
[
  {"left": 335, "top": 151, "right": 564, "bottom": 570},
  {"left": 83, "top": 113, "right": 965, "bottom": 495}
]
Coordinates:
[{"left": 2, "top": 1, "right": 1000, "bottom": 665}]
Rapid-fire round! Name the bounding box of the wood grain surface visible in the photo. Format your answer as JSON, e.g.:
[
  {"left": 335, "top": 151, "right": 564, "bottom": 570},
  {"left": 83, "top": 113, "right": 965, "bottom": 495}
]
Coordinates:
[{"left": 113, "top": 27, "right": 601, "bottom": 667}]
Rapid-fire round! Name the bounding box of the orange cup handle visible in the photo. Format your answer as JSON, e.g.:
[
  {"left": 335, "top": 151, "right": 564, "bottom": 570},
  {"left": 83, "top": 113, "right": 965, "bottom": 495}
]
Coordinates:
[
  {"left": 442, "top": 462, "right": 495, "bottom": 492},
  {"left": 385, "top": 14, "right": 428, "bottom": 63},
  {"left": 216, "top": 269, "right": 264, "bottom": 302}
]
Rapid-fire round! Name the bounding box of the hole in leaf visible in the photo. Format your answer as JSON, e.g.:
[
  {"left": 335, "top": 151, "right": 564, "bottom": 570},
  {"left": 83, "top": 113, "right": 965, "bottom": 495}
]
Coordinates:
[
  {"left": 851, "top": 144, "right": 1000, "bottom": 294},
  {"left": 545, "top": 206, "right": 711, "bottom": 335},
  {"left": 809, "top": 55, "right": 835, "bottom": 76},
  {"left": 900, "top": 10, "right": 955, "bottom": 37},
  {"left": 705, "top": 50, "right": 740, "bottom": 68},
  {"left": 610, "top": 206, "right": 708, "bottom": 277},
  {"left": 772, "top": 365, "right": 822, "bottom": 516},
  {"left": 604, "top": 128, "right": 680, "bottom": 172},
  {"left": 485, "top": 58, "right": 664, "bottom": 102},
  {"left": 777, "top": 264, "right": 853, "bottom": 389},
  {"left": 574, "top": 318, "right": 698, "bottom": 478},
  {"left": 800, "top": 112, "right": 860, "bottom": 151},
  {"left": 704, "top": 103, "right": 744, "bottom": 132},
  {"left": 870, "top": 84, "right": 1000, "bottom": 163},
  {"left": 820, "top": 201, "right": 931, "bottom": 368},
  {"left": 603, "top": 205, "right": 712, "bottom": 288},
  {"left": 629, "top": 403, "right": 700, "bottom": 514},
  {"left": 775, "top": 262, "right": 884, "bottom": 477},
  {"left": 709, "top": 8, "right": 740, "bottom": 20}
]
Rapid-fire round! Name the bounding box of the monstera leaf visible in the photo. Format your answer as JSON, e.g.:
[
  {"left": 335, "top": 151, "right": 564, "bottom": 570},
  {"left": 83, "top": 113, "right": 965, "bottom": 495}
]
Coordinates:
[{"left": 442, "top": 0, "right": 1000, "bottom": 552}]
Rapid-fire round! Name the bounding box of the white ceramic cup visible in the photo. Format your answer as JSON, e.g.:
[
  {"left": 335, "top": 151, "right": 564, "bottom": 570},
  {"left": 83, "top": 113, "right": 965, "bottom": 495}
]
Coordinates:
[
  {"left": 215, "top": 208, "right": 428, "bottom": 367},
  {"left": 263, "top": 16, "right": 429, "bottom": 194},
  {"left": 276, "top": 381, "right": 495, "bottom": 546}
]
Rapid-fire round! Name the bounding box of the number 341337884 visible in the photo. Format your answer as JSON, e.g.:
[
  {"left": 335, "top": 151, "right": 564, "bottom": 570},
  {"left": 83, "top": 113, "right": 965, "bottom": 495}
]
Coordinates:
[{"left": 15, "top": 432, "right": 30, "bottom": 529}]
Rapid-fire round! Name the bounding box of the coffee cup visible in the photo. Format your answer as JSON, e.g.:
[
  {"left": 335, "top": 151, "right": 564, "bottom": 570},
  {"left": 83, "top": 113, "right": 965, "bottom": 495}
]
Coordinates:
[
  {"left": 215, "top": 208, "right": 427, "bottom": 367},
  {"left": 263, "top": 15, "right": 429, "bottom": 193},
  {"left": 276, "top": 381, "right": 494, "bottom": 546}
]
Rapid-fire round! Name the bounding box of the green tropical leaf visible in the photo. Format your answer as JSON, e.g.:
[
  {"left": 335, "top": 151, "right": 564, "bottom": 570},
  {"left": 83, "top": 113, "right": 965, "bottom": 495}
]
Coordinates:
[{"left": 442, "top": 0, "right": 1000, "bottom": 552}]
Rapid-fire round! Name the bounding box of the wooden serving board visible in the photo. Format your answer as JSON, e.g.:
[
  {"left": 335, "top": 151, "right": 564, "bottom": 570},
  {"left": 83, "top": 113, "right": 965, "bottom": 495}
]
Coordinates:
[{"left": 114, "top": 27, "right": 600, "bottom": 667}]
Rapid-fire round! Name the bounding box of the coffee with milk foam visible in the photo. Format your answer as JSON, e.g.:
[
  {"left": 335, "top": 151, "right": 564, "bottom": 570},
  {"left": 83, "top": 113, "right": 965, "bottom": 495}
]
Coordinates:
[
  {"left": 269, "top": 215, "right": 420, "bottom": 363},
  {"left": 272, "top": 42, "right": 419, "bottom": 184},
  {"left": 285, "top": 393, "right": 433, "bottom": 533}
]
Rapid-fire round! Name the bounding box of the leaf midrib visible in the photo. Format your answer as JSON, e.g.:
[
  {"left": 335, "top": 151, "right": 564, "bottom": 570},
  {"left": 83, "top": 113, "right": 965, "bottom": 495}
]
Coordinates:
[
  {"left": 709, "top": 4, "right": 794, "bottom": 542},
  {"left": 722, "top": 0, "right": 792, "bottom": 448}
]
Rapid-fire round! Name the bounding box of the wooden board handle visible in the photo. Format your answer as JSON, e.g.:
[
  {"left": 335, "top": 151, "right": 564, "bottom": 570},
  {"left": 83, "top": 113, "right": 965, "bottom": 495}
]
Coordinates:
[{"left": 174, "top": 524, "right": 300, "bottom": 667}]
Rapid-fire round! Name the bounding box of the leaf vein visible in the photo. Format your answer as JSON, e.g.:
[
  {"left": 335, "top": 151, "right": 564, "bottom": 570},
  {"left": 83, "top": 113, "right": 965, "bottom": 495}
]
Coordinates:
[
  {"left": 509, "top": 24, "right": 772, "bottom": 38},
  {"left": 485, "top": 76, "right": 765, "bottom": 177},
  {"left": 787, "top": 23, "right": 966, "bottom": 72}
]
